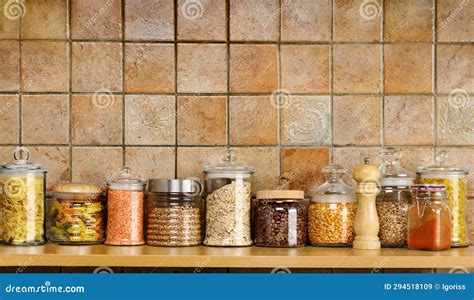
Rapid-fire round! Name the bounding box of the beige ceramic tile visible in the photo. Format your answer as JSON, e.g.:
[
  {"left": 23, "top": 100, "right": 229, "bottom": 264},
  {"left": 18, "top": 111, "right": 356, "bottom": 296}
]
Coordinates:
[
  {"left": 437, "top": 45, "right": 473, "bottom": 94},
  {"left": 384, "top": 0, "right": 433, "bottom": 42},
  {"left": 0, "top": 41, "right": 19, "bottom": 92},
  {"left": 281, "top": 0, "right": 331, "bottom": 42},
  {"left": 125, "top": 147, "right": 175, "bottom": 180},
  {"left": 281, "top": 96, "right": 330, "bottom": 145},
  {"left": 384, "top": 96, "right": 433, "bottom": 146},
  {"left": 281, "top": 45, "right": 329, "bottom": 93},
  {"left": 177, "top": 147, "right": 227, "bottom": 179},
  {"left": 231, "top": 147, "right": 279, "bottom": 195},
  {"left": 21, "top": 41, "right": 69, "bottom": 92},
  {"left": 27, "top": 147, "right": 70, "bottom": 189},
  {"left": 333, "top": 96, "right": 382, "bottom": 146},
  {"left": 178, "top": 0, "right": 226, "bottom": 41},
  {"left": 398, "top": 148, "right": 433, "bottom": 174},
  {"left": 177, "top": 44, "right": 227, "bottom": 93},
  {"left": 72, "top": 95, "right": 122, "bottom": 145},
  {"left": 437, "top": 97, "right": 474, "bottom": 146},
  {"left": 437, "top": 147, "right": 474, "bottom": 197},
  {"left": 384, "top": 44, "right": 432, "bottom": 93},
  {"left": 333, "top": 147, "right": 381, "bottom": 186},
  {"left": 0, "top": 95, "right": 19, "bottom": 144},
  {"left": 230, "top": 0, "right": 279, "bottom": 41},
  {"left": 125, "top": 0, "right": 174, "bottom": 40},
  {"left": 229, "top": 44, "right": 278, "bottom": 93},
  {"left": 0, "top": 0, "right": 19, "bottom": 39},
  {"left": 72, "top": 42, "right": 122, "bottom": 92},
  {"left": 229, "top": 96, "right": 278, "bottom": 146},
  {"left": 281, "top": 147, "right": 330, "bottom": 194},
  {"left": 333, "top": 44, "right": 381, "bottom": 93},
  {"left": 124, "top": 43, "right": 175, "bottom": 93},
  {"left": 72, "top": 147, "right": 123, "bottom": 186},
  {"left": 437, "top": 0, "right": 474, "bottom": 42},
  {"left": 333, "top": 0, "right": 382, "bottom": 42},
  {"left": 22, "top": 95, "right": 69, "bottom": 144},
  {"left": 178, "top": 96, "right": 227, "bottom": 145},
  {"left": 71, "top": 0, "right": 122, "bottom": 40},
  {"left": 0, "top": 147, "right": 17, "bottom": 163},
  {"left": 21, "top": 0, "right": 68, "bottom": 39},
  {"left": 125, "top": 95, "right": 175, "bottom": 145}
]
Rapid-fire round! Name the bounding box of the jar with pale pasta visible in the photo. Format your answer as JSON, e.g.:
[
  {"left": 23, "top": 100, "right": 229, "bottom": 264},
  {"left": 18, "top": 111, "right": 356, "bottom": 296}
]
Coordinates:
[{"left": 0, "top": 147, "right": 47, "bottom": 246}]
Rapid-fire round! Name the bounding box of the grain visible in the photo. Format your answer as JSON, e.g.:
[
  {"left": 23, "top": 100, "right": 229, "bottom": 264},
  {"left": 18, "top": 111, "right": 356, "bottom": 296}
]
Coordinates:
[{"left": 377, "top": 201, "right": 409, "bottom": 247}]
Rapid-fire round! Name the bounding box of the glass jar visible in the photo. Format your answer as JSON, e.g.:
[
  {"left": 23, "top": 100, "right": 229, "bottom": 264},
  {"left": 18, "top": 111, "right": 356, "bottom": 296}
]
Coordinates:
[
  {"left": 417, "top": 150, "right": 470, "bottom": 247},
  {"left": 254, "top": 190, "right": 308, "bottom": 247},
  {"left": 376, "top": 148, "right": 414, "bottom": 247},
  {"left": 408, "top": 184, "right": 452, "bottom": 251},
  {"left": 48, "top": 183, "right": 105, "bottom": 244},
  {"left": 0, "top": 147, "right": 46, "bottom": 246},
  {"left": 147, "top": 179, "right": 203, "bottom": 247},
  {"left": 105, "top": 167, "right": 146, "bottom": 246},
  {"left": 309, "top": 165, "right": 357, "bottom": 247},
  {"left": 203, "top": 149, "right": 254, "bottom": 246}
]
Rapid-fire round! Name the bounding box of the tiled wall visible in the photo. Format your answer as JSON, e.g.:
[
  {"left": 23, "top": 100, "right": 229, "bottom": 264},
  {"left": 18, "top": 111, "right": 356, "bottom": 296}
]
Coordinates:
[{"left": 0, "top": 0, "right": 473, "bottom": 206}]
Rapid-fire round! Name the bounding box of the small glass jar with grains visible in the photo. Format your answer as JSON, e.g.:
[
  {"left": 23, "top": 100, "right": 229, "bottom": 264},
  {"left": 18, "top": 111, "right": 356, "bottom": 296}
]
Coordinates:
[
  {"left": 105, "top": 167, "right": 146, "bottom": 246},
  {"left": 48, "top": 183, "right": 105, "bottom": 244},
  {"left": 0, "top": 147, "right": 46, "bottom": 246},
  {"left": 376, "top": 148, "right": 414, "bottom": 247},
  {"left": 408, "top": 184, "right": 452, "bottom": 251},
  {"left": 254, "top": 190, "right": 308, "bottom": 247},
  {"left": 147, "top": 179, "right": 203, "bottom": 247},
  {"left": 417, "top": 150, "right": 470, "bottom": 247},
  {"left": 309, "top": 165, "right": 357, "bottom": 247},
  {"left": 203, "top": 149, "right": 254, "bottom": 247}
]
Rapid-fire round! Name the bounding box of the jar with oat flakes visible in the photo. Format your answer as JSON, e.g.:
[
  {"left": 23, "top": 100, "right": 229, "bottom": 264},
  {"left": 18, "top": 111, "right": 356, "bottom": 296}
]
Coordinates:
[
  {"left": 309, "top": 165, "right": 357, "bottom": 247},
  {"left": 105, "top": 167, "right": 146, "bottom": 246},
  {"left": 203, "top": 149, "right": 254, "bottom": 247}
]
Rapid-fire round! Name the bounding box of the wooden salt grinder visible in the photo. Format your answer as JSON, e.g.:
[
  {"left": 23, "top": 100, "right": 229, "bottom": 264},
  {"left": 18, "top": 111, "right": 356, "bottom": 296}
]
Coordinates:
[{"left": 352, "top": 158, "right": 381, "bottom": 250}]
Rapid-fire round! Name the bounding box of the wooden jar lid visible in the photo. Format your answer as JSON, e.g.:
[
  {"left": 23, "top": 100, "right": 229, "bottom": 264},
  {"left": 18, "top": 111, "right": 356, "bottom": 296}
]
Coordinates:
[
  {"left": 256, "top": 190, "right": 305, "bottom": 200},
  {"left": 51, "top": 183, "right": 101, "bottom": 194}
]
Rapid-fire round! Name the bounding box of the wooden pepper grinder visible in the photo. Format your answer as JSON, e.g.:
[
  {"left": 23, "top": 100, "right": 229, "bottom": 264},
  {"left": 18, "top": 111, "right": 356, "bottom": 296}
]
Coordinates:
[{"left": 352, "top": 158, "right": 381, "bottom": 250}]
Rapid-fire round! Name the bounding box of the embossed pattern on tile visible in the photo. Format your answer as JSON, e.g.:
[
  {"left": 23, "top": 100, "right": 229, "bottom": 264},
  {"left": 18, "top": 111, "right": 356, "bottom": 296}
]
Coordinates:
[
  {"left": 281, "top": 96, "right": 330, "bottom": 145},
  {"left": 0, "top": 95, "right": 19, "bottom": 144},
  {"left": 28, "top": 147, "right": 70, "bottom": 188},
  {"left": 125, "top": 0, "right": 174, "bottom": 41},
  {"left": 72, "top": 95, "right": 123, "bottom": 145},
  {"left": 177, "top": 44, "right": 227, "bottom": 93},
  {"left": 21, "top": 0, "right": 68, "bottom": 39},
  {"left": 333, "top": 96, "right": 382, "bottom": 146},
  {"left": 71, "top": 0, "right": 122, "bottom": 40},
  {"left": 125, "top": 43, "right": 175, "bottom": 93},
  {"left": 0, "top": 41, "right": 19, "bottom": 92},
  {"left": 21, "top": 41, "right": 69, "bottom": 92},
  {"left": 437, "top": 0, "right": 474, "bottom": 42},
  {"left": 125, "top": 95, "right": 175, "bottom": 145},
  {"left": 384, "top": 0, "right": 433, "bottom": 42},
  {"left": 125, "top": 147, "right": 175, "bottom": 180},
  {"left": 178, "top": 0, "right": 226, "bottom": 41},
  {"left": 72, "top": 147, "right": 123, "bottom": 185},
  {"left": 22, "top": 95, "right": 69, "bottom": 144},
  {"left": 0, "top": 4, "right": 19, "bottom": 39},
  {"left": 333, "top": 0, "right": 381, "bottom": 42},
  {"left": 437, "top": 45, "right": 473, "bottom": 94},
  {"left": 178, "top": 96, "right": 227, "bottom": 145},
  {"left": 437, "top": 97, "right": 474, "bottom": 146},
  {"left": 229, "top": 96, "right": 278, "bottom": 146},
  {"left": 281, "top": 45, "right": 329, "bottom": 93},
  {"left": 177, "top": 147, "right": 226, "bottom": 179},
  {"left": 230, "top": 0, "right": 279, "bottom": 41},
  {"left": 385, "top": 96, "right": 434, "bottom": 146}
]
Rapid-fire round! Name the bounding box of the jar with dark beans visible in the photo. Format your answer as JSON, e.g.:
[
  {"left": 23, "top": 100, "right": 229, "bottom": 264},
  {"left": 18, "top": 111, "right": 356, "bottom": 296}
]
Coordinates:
[{"left": 254, "top": 190, "right": 308, "bottom": 247}]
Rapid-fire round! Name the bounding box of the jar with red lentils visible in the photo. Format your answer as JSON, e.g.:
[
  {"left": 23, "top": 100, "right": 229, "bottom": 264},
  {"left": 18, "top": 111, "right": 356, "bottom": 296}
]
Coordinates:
[{"left": 105, "top": 167, "right": 146, "bottom": 246}]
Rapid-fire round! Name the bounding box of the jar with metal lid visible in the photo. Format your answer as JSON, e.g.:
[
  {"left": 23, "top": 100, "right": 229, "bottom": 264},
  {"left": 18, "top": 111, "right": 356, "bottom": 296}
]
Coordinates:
[
  {"left": 408, "top": 184, "right": 452, "bottom": 251},
  {"left": 147, "top": 179, "right": 203, "bottom": 247},
  {"left": 376, "top": 148, "right": 414, "bottom": 247},
  {"left": 309, "top": 165, "right": 357, "bottom": 246},
  {"left": 203, "top": 149, "right": 254, "bottom": 247},
  {"left": 105, "top": 167, "right": 146, "bottom": 246},
  {"left": 48, "top": 183, "right": 105, "bottom": 244},
  {"left": 254, "top": 190, "right": 308, "bottom": 247},
  {"left": 0, "top": 147, "right": 46, "bottom": 246},
  {"left": 417, "top": 150, "right": 470, "bottom": 247}
]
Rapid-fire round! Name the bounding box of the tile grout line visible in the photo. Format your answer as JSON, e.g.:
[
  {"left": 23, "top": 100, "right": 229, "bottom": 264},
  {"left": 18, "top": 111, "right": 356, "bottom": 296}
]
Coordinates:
[
  {"left": 174, "top": 0, "right": 178, "bottom": 178},
  {"left": 381, "top": 0, "right": 385, "bottom": 150},
  {"left": 433, "top": 0, "right": 438, "bottom": 159},
  {"left": 121, "top": 0, "right": 126, "bottom": 167},
  {"left": 329, "top": 0, "right": 334, "bottom": 163},
  {"left": 226, "top": 0, "right": 230, "bottom": 148},
  {"left": 18, "top": 10, "right": 22, "bottom": 147},
  {"left": 277, "top": 0, "right": 282, "bottom": 180},
  {"left": 67, "top": 0, "right": 72, "bottom": 181}
]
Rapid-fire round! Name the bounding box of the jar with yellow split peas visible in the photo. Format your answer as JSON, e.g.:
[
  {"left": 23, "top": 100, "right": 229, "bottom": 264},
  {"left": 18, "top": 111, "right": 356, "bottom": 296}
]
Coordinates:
[
  {"left": 417, "top": 150, "right": 471, "bottom": 247},
  {"left": 309, "top": 165, "right": 357, "bottom": 246}
]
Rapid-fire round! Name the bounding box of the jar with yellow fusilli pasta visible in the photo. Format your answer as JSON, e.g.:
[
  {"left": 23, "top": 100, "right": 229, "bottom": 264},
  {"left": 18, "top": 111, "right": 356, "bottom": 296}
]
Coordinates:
[{"left": 0, "top": 147, "right": 47, "bottom": 246}]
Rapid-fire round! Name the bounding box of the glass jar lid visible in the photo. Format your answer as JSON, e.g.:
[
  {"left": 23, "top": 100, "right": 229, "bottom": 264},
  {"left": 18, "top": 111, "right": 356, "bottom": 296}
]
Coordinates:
[
  {"left": 107, "top": 167, "right": 146, "bottom": 190},
  {"left": 203, "top": 148, "right": 254, "bottom": 178},
  {"left": 0, "top": 147, "right": 46, "bottom": 173},
  {"left": 379, "top": 147, "right": 414, "bottom": 187},
  {"left": 256, "top": 190, "right": 304, "bottom": 200},
  {"left": 310, "top": 164, "right": 356, "bottom": 203},
  {"left": 417, "top": 150, "right": 469, "bottom": 177},
  {"left": 148, "top": 179, "right": 202, "bottom": 196}
]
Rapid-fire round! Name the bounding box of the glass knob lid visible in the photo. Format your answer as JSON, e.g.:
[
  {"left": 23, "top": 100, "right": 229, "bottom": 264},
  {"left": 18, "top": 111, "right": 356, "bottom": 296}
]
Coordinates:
[{"left": 0, "top": 146, "right": 46, "bottom": 171}]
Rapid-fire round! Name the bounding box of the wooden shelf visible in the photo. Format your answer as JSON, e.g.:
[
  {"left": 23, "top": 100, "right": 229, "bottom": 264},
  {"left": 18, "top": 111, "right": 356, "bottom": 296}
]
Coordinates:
[{"left": 0, "top": 244, "right": 472, "bottom": 269}]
